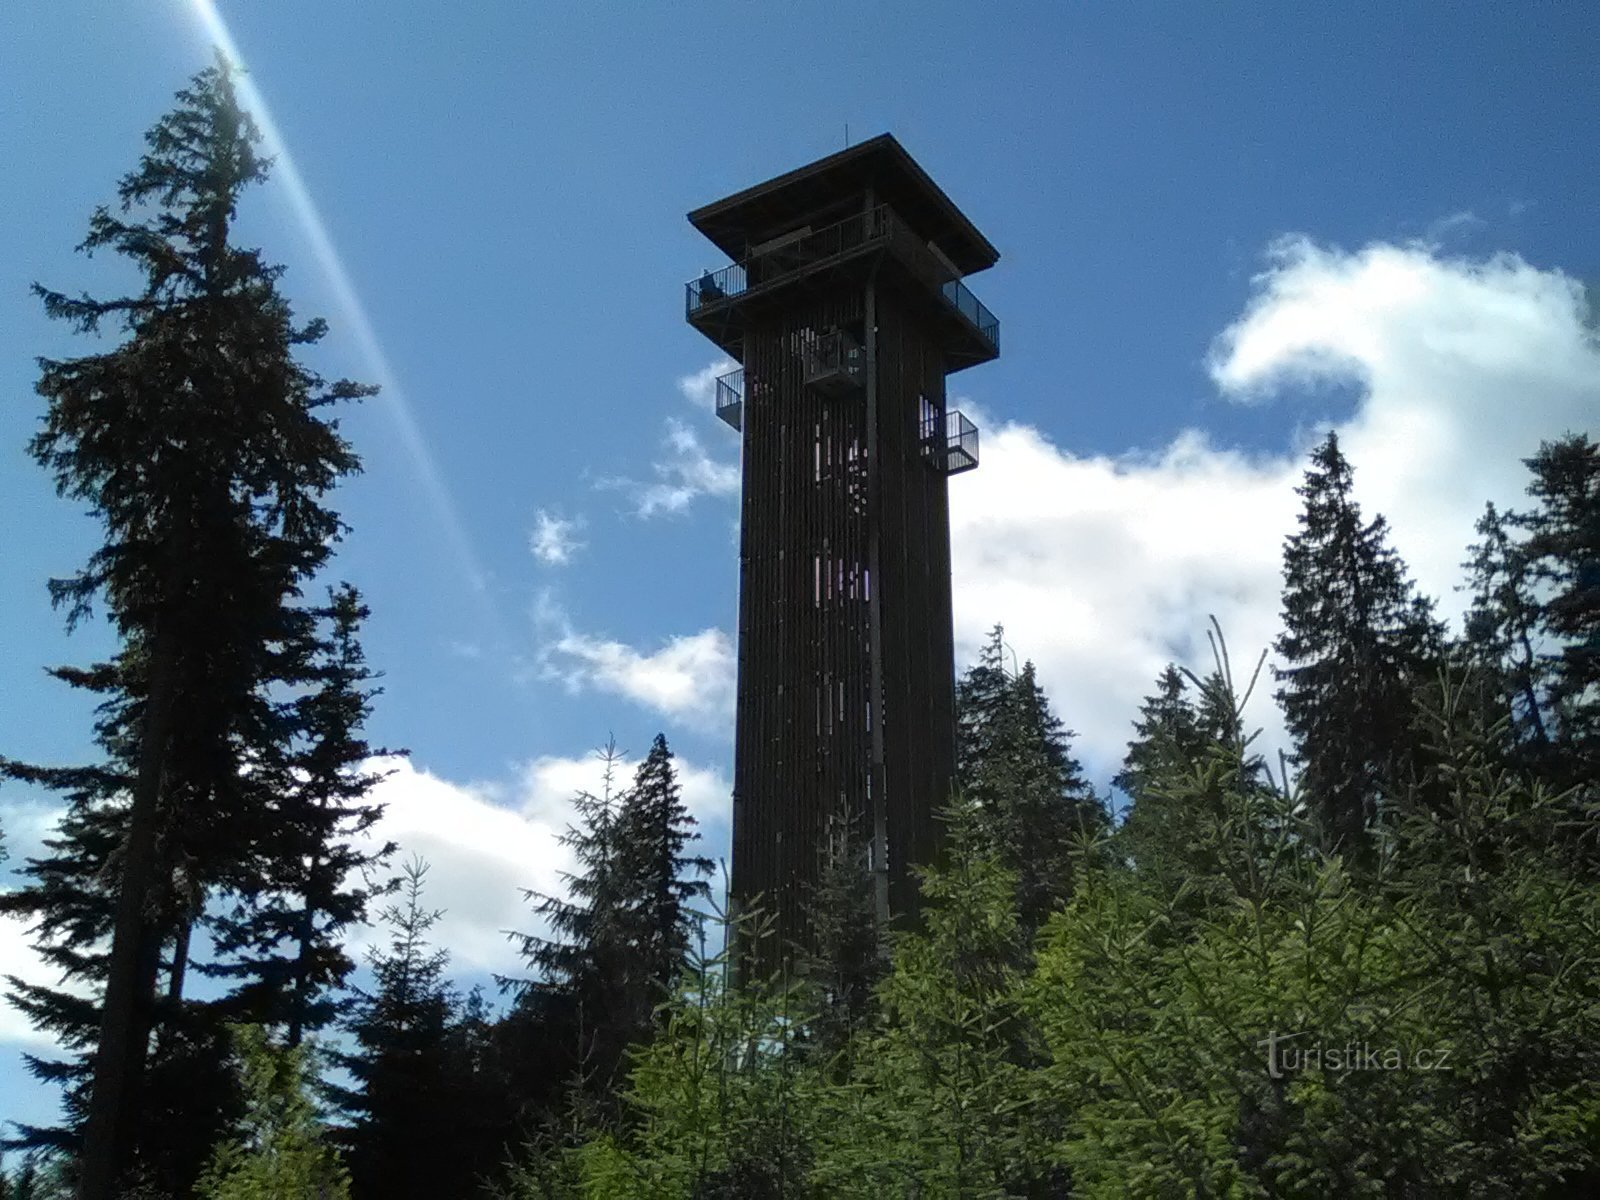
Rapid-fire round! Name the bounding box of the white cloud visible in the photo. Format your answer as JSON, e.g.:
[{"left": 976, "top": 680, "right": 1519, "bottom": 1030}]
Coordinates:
[
  {"left": 952, "top": 238, "right": 1598, "bottom": 782},
  {"left": 347, "top": 756, "right": 570, "bottom": 975},
  {"left": 529, "top": 508, "right": 587, "bottom": 566},
  {"left": 595, "top": 357, "right": 742, "bottom": 519},
  {"left": 0, "top": 799, "right": 92, "bottom": 1052},
  {"left": 516, "top": 748, "right": 729, "bottom": 834},
  {"left": 539, "top": 620, "right": 737, "bottom": 735},
  {"left": 1209, "top": 236, "right": 1596, "bottom": 614},
  {"left": 678, "top": 357, "right": 739, "bottom": 411},
  {"left": 951, "top": 428, "right": 1296, "bottom": 777},
  {"left": 1423, "top": 210, "right": 1485, "bottom": 242},
  {"left": 0, "top": 893, "right": 88, "bottom": 1052},
  {"left": 602, "top": 418, "right": 741, "bottom": 518}
]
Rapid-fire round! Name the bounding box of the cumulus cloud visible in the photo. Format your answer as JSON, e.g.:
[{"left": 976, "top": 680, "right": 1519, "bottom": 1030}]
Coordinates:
[
  {"left": 1209, "top": 236, "right": 1596, "bottom": 612},
  {"left": 950, "top": 429, "right": 1296, "bottom": 777},
  {"left": 0, "top": 799, "right": 87, "bottom": 1050},
  {"left": 600, "top": 417, "right": 741, "bottom": 519},
  {"left": 345, "top": 756, "right": 570, "bottom": 973},
  {"left": 515, "top": 747, "right": 729, "bottom": 834},
  {"left": 535, "top": 599, "right": 737, "bottom": 734},
  {"left": 529, "top": 508, "right": 587, "bottom": 566},
  {"left": 952, "top": 238, "right": 1598, "bottom": 782},
  {"left": 638, "top": 419, "right": 740, "bottom": 518},
  {"left": 678, "top": 357, "right": 739, "bottom": 411}
]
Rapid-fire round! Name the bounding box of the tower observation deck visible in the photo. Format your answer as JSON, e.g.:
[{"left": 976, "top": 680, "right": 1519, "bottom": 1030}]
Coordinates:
[{"left": 684, "top": 134, "right": 999, "bottom": 965}]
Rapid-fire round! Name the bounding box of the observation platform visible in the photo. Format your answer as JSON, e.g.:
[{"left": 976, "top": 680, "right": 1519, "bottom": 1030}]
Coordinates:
[
  {"left": 684, "top": 134, "right": 1000, "bottom": 374},
  {"left": 686, "top": 204, "right": 999, "bottom": 372}
]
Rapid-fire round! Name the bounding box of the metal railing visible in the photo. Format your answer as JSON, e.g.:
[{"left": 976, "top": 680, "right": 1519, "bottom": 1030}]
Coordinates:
[
  {"left": 687, "top": 206, "right": 891, "bottom": 314},
  {"left": 804, "top": 329, "right": 866, "bottom": 394},
  {"left": 686, "top": 205, "right": 999, "bottom": 354},
  {"left": 715, "top": 367, "right": 743, "bottom": 432},
  {"left": 920, "top": 409, "right": 979, "bottom": 475},
  {"left": 940, "top": 280, "right": 1000, "bottom": 350}
]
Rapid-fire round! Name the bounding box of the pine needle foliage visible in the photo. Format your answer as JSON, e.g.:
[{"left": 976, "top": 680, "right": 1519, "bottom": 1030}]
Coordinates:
[
  {"left": 1275, "top": 431, "right": 1444, "bottom": 856},
  {"left": 195, "top": 1026, "right": 349, "bottom": 1200},
  {"left": 956, "top": 625, "right": 1107, "bottom": 935},
  {"left": 500, "top": 624, "right": 1600, "bottom": 1197},
  {"left": 2, "top": 52, "right": 375, "bottom": 1197}
]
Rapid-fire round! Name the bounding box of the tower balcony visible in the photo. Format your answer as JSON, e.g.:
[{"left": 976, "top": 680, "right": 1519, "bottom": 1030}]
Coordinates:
[
  {"left": 686, "top": 204, "right": 999, "bottom": 371},
  {"left": 921, "top": 409, "right": 980, "bottom": 475},
  {"left": 715, "top": 367, "right": 743, "bottom": 432},
  {"left": 938, "top": 279, "right": 1000, "bottom": 351},
  {"left": 803, "top": 329, "right": 865, "bottom": 396}
]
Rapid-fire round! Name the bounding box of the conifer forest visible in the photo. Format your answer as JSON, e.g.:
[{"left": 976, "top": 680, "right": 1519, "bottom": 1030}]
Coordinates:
[{"left": 3, "top": 58, "right": 1599, "bottom": 1200}]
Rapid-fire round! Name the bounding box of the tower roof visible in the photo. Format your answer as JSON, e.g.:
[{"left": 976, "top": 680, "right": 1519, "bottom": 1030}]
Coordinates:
[{"left": 688, "top": 133, "right": 999, "bottom": 277}]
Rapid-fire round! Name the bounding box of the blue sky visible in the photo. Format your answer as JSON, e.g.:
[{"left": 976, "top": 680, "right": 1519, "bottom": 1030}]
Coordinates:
[{"left": 2, "top": 1, "right": 1598, "bottom": 1133}]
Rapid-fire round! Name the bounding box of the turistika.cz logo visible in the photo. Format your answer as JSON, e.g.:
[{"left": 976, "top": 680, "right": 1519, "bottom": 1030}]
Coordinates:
[{"left": 1258, "top": 1030, "right": 1452, "bottom": 1079}]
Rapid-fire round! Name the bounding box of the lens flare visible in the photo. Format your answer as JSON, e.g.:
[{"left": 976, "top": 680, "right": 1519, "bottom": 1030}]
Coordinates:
[{"left": 184, "top": 0, "right": 507, "bottom": 640}]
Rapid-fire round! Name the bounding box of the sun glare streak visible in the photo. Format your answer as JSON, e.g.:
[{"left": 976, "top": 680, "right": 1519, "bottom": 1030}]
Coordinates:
[{"left": 184, "top": 0, "right": 508, "bottom": 640}]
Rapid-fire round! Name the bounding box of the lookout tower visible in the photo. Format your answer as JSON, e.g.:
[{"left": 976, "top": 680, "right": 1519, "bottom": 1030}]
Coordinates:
[{"left": 685, "top": 133, "right": 999, "bottom": 962}]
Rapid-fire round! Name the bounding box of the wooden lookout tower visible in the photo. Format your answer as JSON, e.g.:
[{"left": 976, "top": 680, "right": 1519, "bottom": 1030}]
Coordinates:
[{"left": 684, "top": 133, "right": 1000, "bottom": 964}]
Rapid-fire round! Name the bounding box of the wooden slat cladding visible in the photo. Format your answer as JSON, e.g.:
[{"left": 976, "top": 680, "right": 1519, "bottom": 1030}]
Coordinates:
[
  {"left": 732, "top": 292, "right": 876, "bottom": 968},
  {"left": 729, "top": 277, "right": 965, "bottom": 971},
  {"left": 872, "top": 286, "right": 958, "bottom": 926}
]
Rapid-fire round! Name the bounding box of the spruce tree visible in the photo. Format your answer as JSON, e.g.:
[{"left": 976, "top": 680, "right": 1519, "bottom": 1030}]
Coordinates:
[
  {"left": 204, "top": 584, "right": 396, "bottom": 1047},
  {"left": 0, "top": 1156, "right": 53, "bottom": 1200},
  {"left": 500, "top": 740, "right": 635, "bottom": 1118},
  {"left": 613, "top": 734, "right": 713, "bottom": 1032},
  {"left": 798, "top": 819, "right": 883, "bottom": 1068},
  {"left": 328, "top": 858, "right": 459, "bottom": 1200},
  {"left": 432, "top": 987, "right": 516, "bottom": 1195},
  {"left": 499, "top": 737, "right": 712, "bottom": 1130},
  {"left": 954, "top": 625, "right": 1012, "bottom": 796},
  {"left": 1517, "top": 434, "right": 1600, "bottom": 803},
  {"left": 2, "top": 55, "right": 372, "bottom": 1197},
  {"left": 1114, "top": 664, "right": 1203, "bottom": 804},
  {"left": 194, "top": 1026, "right": 350, "bottom": 1200},
  {"left": 1462, "top": 500, "right": 1552, "bottom": 759},
  {"left": 1, "top": 743, "right": 241, "bottom": 1190},
  {"left": 0, "top": 770, "right": 128, "bottom": 1157},
  {"left": 955, "top": 628, "right": 1104, "bottom": 933},
  {"left": 1115, "top": 663, "right": 1217, "bottom": 883},
  {"left": 1274, "top": 432, "right": 1442, "bottom": 854}
]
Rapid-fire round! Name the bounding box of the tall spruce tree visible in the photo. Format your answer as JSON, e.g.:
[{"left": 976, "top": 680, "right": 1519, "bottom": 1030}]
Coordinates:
[
  {"left": 955, "top": 627, "right": 1104, "bottom": 933},
  {"left": 204, "top": 584, "right": 396, "bottom": 1047},
  {"left": 798, "top": 817, "right": 884, "bottom": 1068},
  {"left": 1517, "top": 434, "right": 1600, "bottom": 805},
  {"left": 501, "top": 736, "right": 712, "bottom": 1126},
  {"left": 1462, "top": 500, "right": 1553, "bottom": 760},
  {"left": 1274, "top": 432, "right": 1442, "bottom": 854},
  {"left": 613, "top": 735, "right": 713, "bottom": 1031},
  {"left": 500, "top": 740, "right": 635, "bottom": 1116},
  {"left": 328, "top": 858, "right": 459, "bottom": 1200},
  {"left": 1115, "top": 664, "right": 1222, "bottom": 884},
  {"left": 1, "top": 56, "right": 372, "bottom": 1197}
]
